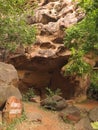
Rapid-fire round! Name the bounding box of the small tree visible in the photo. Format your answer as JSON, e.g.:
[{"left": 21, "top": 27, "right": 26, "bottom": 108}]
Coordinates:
[
  {"left": 64, "top": 0, "right": 98, "bottom": 76},
  {"left": 0, "top": 0, "right": 36, "bottom": 60}
]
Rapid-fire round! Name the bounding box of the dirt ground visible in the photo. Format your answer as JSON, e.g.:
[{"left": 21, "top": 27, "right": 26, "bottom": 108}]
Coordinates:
[
  {"left": 13, "top": 100, "right": 98, "bottom": 130},
  {"left": 16, "top": 102, "right": 73, "bottom": 130}
]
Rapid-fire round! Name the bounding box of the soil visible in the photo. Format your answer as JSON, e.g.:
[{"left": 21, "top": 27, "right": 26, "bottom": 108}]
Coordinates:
[
  {"left": 13, "top": 100, "right": 98, "bottom": 130},
  {"left": 16, "top": 102, "right": 73, "bottom": 130},
  {"left": 76, "top": 100, "right": 98, "bottom": 110}
]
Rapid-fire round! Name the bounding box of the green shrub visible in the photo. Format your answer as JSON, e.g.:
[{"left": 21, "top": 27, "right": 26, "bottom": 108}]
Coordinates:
[
  {"left": 90, "top": 71, "right": 98, "bottom": 90},
  {"left": 0, "top": 112, "right": 26, "bottom": 130},
  {"left": 0, "top": 0, "right": 36, "bottom": 53},
  {"left": 46, "top": 87, "right": 62, "bottom": 97},
  {"left": 91, "top": 121, "right": 98, "bottom": 129},
  {"left": 64, "top": 48, "right": 92, "bottom": 76},
  {"left": 22, "top": 88, "right": 35, "bottom": 102},
  {"left": 87, "top": 71, "right": 98, "bottom": 100},
  {"left": 64, "top": 0, "right": 98, "bottom": 76}
]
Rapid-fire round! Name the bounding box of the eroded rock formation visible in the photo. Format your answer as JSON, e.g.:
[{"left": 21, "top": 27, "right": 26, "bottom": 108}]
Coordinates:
[{"left": 8, "top": 0, "right": 91, "bottom": 101}]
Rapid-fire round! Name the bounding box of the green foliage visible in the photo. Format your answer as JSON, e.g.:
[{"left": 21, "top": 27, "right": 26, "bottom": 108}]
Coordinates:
[
  {"left": 46, "top": 88, "right": 62, "bottom": 97},
  {"left": 0, "top": 112, "right": 26, "bottom": 130},
  {"left": 91, "top": 121, "right": 98, "bottom": 129},
  {"left": 0, "top": 0, "right": 36, "bottom": 51},
  {"left": 22, "top": 88, "right": 35, "bottom": 102},
  {"left": 77, "top": 0, "right": 98, "bottom": 12},
  {"left": 64, "top": 48, "right": 92, "bottom": 76},
  {"left": 6, "top": 113, "right": 26, "bottom": 130},
  {"left": 77, "top": 0, "right": 94, "bottom": 12},
  {"left": 0, "top": 0, "right": 26, "bottom": 15},
  {"left": 87, "top": 71, "right": 98, "bottom": 100},
  {"left": 64, "top": 0, "right": 98, "bottom": 76},
  {"left": 90, "top": 71, "right": 98, "bottom": 90},
  {"left": 64, "top": 10, "right": 98, "bottom": 53}
]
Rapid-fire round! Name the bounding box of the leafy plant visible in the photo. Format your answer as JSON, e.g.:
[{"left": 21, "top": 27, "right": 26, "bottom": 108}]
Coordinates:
[
  {"left": 7, "top": 113, "right": 26, "bottom": 130},
  {"left": 46, "top": 87, "right": 62, "bottom": 97},
  {"left": 0, "top": 0, "right": 37, "bottom": 59},
  {"left": 90, "top": 71, "right": 98, "bottom": 90},
  {"left": 22, "top": 88, "right": 35, "bottom": 102},
  {"left": 87, "top": 71, "right": 98, "bottom": 100},
  {"left": 64, "top": 48, "right": 92, "bottom": 76},
  {"left": 91, "top": 121, "right": 98, "bottom": 129},
  {"left": 64, "top": 0, "right": 98, "bottom": 76},
  {"left": 1, "top": 112, "right": 26, "bottom": 130}
]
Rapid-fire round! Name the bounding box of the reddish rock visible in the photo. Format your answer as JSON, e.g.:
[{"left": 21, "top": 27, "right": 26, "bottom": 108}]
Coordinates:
[
  {"left": 59, "top": 106, "right": 81, "bottom": 123},
  {"left": 66, "top": 113, "right": 81, "bottom": 122},
  {"left": 2, "top": 96, "right": 23, "bottom": 124}
]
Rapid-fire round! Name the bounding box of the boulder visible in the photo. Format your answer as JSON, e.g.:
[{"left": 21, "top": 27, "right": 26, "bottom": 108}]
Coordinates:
[
  {"left": 59, "top": 106, "right": 81, "bottom": 123},
  {"left": 0, "top": 62, "right": 22, "bottom": 108},
  {"left": 89, "top": 107, "right": 98, "bottom": 122},
  {"left": 74, "top": 117, "right": 93, "bottom": 130},
  {"left": 41, "top": 95, "right": 67, "bottom": 111},
  {"left": 2, "top": 96, "right": 23, "bottom": 124},
  {"left": 0, "top": 62, "right": 18, "bottom": 85},
  {"left": 0, "top": 84, "right": 22, "bottom": 108}
]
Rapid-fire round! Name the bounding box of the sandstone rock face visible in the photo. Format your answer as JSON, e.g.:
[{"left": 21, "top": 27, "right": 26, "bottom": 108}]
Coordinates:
[
  {"left": 8, "top": 0, "right": 90, "bottom": 101},
  {"left": 72, "top": 75, "right": 90, "bottom": 102},
  {"left": 0, "top": 62, "right": 22, "bottom": 108},
  {"left": 2, "top": 96, "right": 23, "bottom": 124}
]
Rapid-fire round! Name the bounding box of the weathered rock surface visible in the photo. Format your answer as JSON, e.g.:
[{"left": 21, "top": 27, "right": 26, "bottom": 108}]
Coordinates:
[
  {"left": 8, "top": 0, "right": 91, "bottom": 101},
  {"left": 41, "top": 95, "right": 67, "bottom": 110},
  {"left": 89, "top": 107, "right": 98, "bottom": 122},
  {"left": 74, "top": 117, "right": 93, "bottom": 130},
  {"left": 0, "top": 62, "right": 22, "bottom": 108},
  {"left": 59, "top": 106, "right": 81, "bottom": 123},
  {"left": 2, "top": 96, "right": 23, "bottom": 124},
  {"left": 59, "top": 105, "right": 94, "bottom": 129},
  {"left": 0, "top": 62, "right": 18, "bottom": 85}
]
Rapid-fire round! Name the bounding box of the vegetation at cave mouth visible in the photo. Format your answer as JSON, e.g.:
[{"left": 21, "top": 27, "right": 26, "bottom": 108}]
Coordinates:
[{"left": 64, "top": 0, "right": 98, "bottom": 98}]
